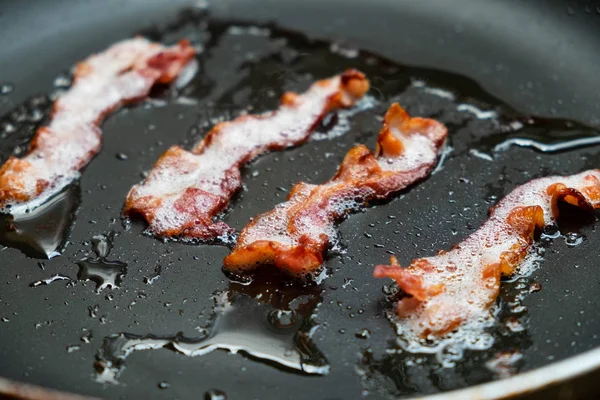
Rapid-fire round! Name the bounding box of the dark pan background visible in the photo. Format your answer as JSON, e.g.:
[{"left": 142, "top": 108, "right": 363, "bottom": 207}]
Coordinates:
[{"left": 1, "top": 0, "right": 600, "bottom": 399}]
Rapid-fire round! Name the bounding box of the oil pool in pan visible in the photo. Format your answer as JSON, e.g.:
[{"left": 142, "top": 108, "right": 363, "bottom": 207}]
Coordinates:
[{"left": 1, "top": 10, "right": 600, "bottom": 400}]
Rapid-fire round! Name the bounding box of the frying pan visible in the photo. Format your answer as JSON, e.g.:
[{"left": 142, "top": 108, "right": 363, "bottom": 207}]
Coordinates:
[{"left": 1, "top": 0, "right": 600, "bottom": 399}]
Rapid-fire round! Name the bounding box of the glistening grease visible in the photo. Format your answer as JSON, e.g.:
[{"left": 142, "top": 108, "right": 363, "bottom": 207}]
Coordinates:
[
  {"left": 124, "top": 70, "right": 369, "bottom": 241},
  {"left": 224, "top": 103, "right": 447, "bottom": 276},
  {"left": 375, "top": 170, "right": 600, "bottom": 364}
]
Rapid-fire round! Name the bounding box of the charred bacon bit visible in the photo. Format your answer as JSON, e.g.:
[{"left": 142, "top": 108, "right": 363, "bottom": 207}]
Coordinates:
[
  {"left": 224, "top": 103, "right": 447, "bottom": 276},
  {"left": 374, "top": 170, "right": 600, "bottom": 338},
  {"left": 0, "top": 38, "right": 195, "bottom": 207},
  {"left": 124, "top": 69, "right": 370, "bottom": 240}
]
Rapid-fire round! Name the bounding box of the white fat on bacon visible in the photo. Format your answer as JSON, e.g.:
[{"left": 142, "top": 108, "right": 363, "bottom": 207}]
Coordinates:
[
  {"left": 374, "top": 169, "right": 600, "bottom": 345},
  {"left": 124, "top": 69, "right": 370, "bottom": 240},
  {"left": 224, "top": 103, "right": 448, "bottom": 276},
  {"left": 0, "top": 37, "right": 195, "bottom": 208}
]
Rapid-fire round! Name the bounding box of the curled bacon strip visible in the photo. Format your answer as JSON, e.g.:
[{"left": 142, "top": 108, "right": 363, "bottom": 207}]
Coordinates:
[
  {"left": 124, "top": 69, "right": 370, "bottom": 240},
  {"left": 374, "top": 170, "right": 600, "bottom": 338},
  {"left": 224, "top": 103, "right": 447, "bottom": 276},
  {"left": 0, "top": 38, "right": 195, "bottom": 208}
]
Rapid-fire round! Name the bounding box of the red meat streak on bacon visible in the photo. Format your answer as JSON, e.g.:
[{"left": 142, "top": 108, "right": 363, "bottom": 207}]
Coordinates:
[
  {"left": 0, "top": 38, "right": 195, "bottom": 207},
  {"left": 223, "top": 103, "right": 447, "bottom": 276},
  {"left": 374, "top": 170, "right": 600, "bottom": 338},
  {"left": 123, "top": 69, "right": 370, "bottom": 240}
]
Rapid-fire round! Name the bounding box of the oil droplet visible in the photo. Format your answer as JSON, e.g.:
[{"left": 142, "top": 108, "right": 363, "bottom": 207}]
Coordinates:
[
  {"left": 77, "top": 232, "right": 127, "bottom": 291},
  {"left": 66, "top": 344, "right": 81, "bottom": 353},
  {"left": 0, "top": 184, "right": 80, "bottom": 259},
  {"left": 564, "top": 232, "right": 584, "bottom": 247},
  {"left": 94, "top": 281, "right": 328, "bottom": 383},
  {"left": 157, "top": 381, "right": 171, "bottom": 390},
  {"left": 81, "top": 331, "right": 93, "bottom": 344},
  {"left": 267, "top": 309, "right": 296, "bottom": 329},
  {"left": 30, "top": 274, "right": 72, "bottom": 287},
  {"left": 355, "top": 329, "right": 371, "bottom": 339},
  {"left": 541, "top": 224, "right": 561, "bottom": 241},
  {"left": 204, "top": 389, "right": 227, "bottom": 400},
  {"left": 0, "top": 83, "right": 14, "bottom": 95},
  {"left": 143, "top": 265, "right": 162, "bottom": 285},
  {"left": 88, "top": 305, "right": 99, "bottom": 318}
]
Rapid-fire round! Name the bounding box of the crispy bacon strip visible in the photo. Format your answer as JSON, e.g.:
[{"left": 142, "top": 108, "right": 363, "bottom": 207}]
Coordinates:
[
  {"left": 224, "top": 103, "right": 448, "bottom": 275},
  {"left": 374, "top": 170, "right": 600, "bottom": 338},
  {"left": 0, "top": 38, "right": 195, "bottom": 208},
  {"left": 124, "top": 69, "right": 370, "bottom": 240}
]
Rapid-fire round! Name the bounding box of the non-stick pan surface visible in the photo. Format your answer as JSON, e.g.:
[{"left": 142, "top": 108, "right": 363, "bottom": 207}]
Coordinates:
[{"left": 2, "top": 1, "right": 600, "bottom": 399}]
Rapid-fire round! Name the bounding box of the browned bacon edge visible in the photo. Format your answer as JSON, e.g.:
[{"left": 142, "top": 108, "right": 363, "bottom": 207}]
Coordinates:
[
  {"left": 123, "top": 69, "right": 370, "bottom": 241},
  {"left": 0, "top": 38, "right": 195, "bottom": 208},
  {"left": 373, "top": 170, "right": 600, "bottom": 338},
  {"left": 223, "top": 103, "right": 448, "bottom": 276}
]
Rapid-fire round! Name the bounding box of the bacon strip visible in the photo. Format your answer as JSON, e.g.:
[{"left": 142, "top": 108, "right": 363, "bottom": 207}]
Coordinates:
[
  {"left": 124, "top": 69, "right": 370, "bottom": 240},
  {"left": 0, "top": 38, "right": 195, "bottom": 208},
  {"left": 224, "top": 103, "right": 448, "bottom": 276},
  {"left": 374, "top": 170, "right": 600, "bottom": 338}
]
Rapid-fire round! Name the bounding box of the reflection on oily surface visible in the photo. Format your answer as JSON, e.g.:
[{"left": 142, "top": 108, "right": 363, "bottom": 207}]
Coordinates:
[
  {"left": 358, "top": 246, "right": 553, "bottom": 398},
  {"left": 77, "top": 232, "right": 128, "bottom": 292},
  {"left": 1, "top": 7, "right": 600, "bottom": 400},
  {"left": 95, "top": 267, "right": 327, "bottom": 383},
  {"left": 0, "top": 183, "right": 80, "bottom": 259}
]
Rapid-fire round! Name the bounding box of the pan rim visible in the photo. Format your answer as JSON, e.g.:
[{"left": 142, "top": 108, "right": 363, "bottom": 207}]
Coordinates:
[
  {"left": 413, "top": 346, "right": 600, "bottom": 400},
  {"left": 2, "top": 346, "right": 600, "bottom": 399},
  {"left": 2, "top": 1, "right": 600, "bottom": 399},
  {"left": 0, "top": 375, "right": 99, "bottom": 400}
]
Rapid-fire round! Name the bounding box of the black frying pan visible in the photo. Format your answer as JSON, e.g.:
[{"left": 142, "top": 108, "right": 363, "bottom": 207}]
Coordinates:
[{"left": 1, "top": 0, "right": 600, "bottom": 399}]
